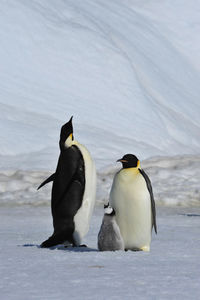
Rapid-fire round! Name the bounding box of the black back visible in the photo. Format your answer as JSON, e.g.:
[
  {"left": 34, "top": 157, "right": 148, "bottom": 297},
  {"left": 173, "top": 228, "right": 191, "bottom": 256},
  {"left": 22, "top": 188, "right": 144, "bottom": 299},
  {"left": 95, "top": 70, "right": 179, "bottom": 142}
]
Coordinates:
[
  {"left": 51, "top": 145, "right": 85, "bottom": 229},
  {"left": 139, "top": 168, "right": 157, "bottom": 234}
]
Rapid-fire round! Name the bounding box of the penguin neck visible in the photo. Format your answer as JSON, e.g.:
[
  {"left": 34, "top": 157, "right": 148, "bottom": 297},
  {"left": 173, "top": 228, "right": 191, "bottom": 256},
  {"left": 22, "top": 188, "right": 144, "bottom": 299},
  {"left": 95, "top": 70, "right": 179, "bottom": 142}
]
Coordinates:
[
  {"left": 103, "top": 214, "right": 115, "bottom": 223},
  {"left": 64, "top": 134, "right": 79, "bottom": 148},
  {"left": 121, "top": 167, "right": 140, "bottom": 177}
]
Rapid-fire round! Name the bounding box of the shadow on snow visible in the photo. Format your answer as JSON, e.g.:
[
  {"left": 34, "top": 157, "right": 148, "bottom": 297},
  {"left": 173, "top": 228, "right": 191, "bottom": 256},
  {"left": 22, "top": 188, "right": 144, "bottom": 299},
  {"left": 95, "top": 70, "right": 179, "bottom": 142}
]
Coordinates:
[{"left": 21, "top": 244, "right": 98, "bottom": 252}]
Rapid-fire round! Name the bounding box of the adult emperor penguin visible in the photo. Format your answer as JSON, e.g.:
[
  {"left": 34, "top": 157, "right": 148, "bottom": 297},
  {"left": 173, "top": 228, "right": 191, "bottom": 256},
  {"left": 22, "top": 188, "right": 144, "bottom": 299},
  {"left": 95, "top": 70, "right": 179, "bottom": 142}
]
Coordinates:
[
  {"left": 109, "top": 154, "right": 157, "bottom": 251},
  {"left": 37, "top": 117, "right": 96, "bottom": 248},
  {"left": 98, "top": 204, "right": 124, "bottom": 251}
]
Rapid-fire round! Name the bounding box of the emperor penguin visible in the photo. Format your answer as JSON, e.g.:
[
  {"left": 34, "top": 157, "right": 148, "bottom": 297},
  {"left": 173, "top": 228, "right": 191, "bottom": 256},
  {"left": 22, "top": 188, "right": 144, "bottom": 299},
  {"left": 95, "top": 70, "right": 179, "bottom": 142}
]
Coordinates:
[
  {"left": 98, "top": 204, "right": 124, "bottom": 251},
  {"left": 109, "top": 154, "right": 157, "bottom": 251},
  {"left": 37, "top": 116, "right": 96, "bottom": 248}
]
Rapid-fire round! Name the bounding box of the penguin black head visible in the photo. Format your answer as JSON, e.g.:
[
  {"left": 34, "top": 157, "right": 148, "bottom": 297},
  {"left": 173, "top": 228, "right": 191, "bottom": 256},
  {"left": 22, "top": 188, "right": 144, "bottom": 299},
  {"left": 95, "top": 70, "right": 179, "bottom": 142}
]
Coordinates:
[
  {"left": 59, "top": 116, "right": 74, "bottom": 150},
  {"left": 117, "top": 154, "right": 140, "bottom": 169},
  {"left": 104, "top": 204, "right": 116, "bottom": 216}
]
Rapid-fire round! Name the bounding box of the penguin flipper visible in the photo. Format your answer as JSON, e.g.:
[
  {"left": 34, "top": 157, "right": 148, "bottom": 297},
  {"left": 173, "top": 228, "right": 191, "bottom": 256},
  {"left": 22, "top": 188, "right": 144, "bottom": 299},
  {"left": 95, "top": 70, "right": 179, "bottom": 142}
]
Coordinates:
[
  {"left": 37, "top": 173, "right": 55, "bottom": 190},
  {"left": 139, "top": 169, "right": 157, "bottom": 234}
]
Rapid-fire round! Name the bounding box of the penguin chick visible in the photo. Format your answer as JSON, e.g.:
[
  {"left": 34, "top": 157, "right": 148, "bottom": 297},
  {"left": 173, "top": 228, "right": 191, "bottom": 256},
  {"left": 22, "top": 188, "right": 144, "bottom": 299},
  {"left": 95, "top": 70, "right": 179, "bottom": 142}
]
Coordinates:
[
  {"left": 110, "top": 154, "right": 157, "bottom": 252},
  {"left": 98, "top": 204, "right": 124, "bottom": 251}
]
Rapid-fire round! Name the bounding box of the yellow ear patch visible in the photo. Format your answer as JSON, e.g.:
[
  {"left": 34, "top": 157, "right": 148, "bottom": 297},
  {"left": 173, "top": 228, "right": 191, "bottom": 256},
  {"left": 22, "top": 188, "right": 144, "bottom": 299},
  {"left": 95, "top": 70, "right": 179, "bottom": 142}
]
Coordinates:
[
  {"left": 64, "top": 133, "right": 73, "bottom": 148},
  {"left": 137, "top": 160, "right": 141, "bottom": 168}
]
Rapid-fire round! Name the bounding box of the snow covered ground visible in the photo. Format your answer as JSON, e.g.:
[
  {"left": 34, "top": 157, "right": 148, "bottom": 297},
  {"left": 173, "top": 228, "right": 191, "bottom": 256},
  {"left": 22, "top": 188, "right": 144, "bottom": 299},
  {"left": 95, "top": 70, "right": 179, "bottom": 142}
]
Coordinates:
[
  {"left": 1, "top": 205, "right": 200, "bottom": 300},
  {"left": 1, "top": 154, "right": 200, "bottom": 298}
]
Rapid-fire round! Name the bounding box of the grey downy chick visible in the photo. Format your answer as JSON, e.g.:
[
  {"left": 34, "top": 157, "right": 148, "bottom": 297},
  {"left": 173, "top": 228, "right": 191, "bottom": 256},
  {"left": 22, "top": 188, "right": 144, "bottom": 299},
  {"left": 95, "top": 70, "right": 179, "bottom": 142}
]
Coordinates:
[{"left": 98, "top": 204, "right": 124, "bottom": 251}]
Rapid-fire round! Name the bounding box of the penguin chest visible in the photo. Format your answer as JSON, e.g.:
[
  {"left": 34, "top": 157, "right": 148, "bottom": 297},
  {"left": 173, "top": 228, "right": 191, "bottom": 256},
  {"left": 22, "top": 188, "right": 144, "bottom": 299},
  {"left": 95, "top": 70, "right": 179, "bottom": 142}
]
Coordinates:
[
  {"left": 72, "top": 142, "right": 96, "bottom": 245},
  {"left": 110, "top": 170, "right": 152, "bottom": 250}
]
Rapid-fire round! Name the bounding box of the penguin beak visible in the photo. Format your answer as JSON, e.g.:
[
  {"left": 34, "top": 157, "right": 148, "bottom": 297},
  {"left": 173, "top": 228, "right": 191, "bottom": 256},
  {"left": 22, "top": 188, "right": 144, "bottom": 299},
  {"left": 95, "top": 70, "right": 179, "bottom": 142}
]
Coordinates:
[{"left": 117, "top": 159, "right": 128, "bottom": 163}]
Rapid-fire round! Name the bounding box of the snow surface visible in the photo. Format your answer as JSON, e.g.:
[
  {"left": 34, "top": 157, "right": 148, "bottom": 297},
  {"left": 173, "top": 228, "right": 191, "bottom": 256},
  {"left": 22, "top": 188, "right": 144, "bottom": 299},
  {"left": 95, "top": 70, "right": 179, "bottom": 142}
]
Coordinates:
[
  {"left": 1, "top": 154, "right": 200, "bottom": 299},
  {"left": 1, "top": 205, "right": 200, "bottom": 300}
]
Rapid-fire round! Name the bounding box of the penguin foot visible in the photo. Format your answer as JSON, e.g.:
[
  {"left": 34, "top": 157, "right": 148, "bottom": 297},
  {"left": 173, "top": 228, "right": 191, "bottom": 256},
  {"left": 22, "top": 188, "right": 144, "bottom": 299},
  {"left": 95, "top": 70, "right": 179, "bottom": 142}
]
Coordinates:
[
  {"left": 40, "top": 234, "right": 65, "bottom": 248},
  {"left": 64, "top": 244, "right": 73, "bottom": 248},
  {"left": 125, "top": 248, "right": 141, "bottom": 252},
  {"left": 125, "top": 248, "right": 142, "bottom": 252},
  {"left": 40, "top": 239, "right": 53, "bottom": 248},
  {"left": 140, "top": 246, "right": 150, "bottom": 252},
  {"left": 125, "top": 248, "right": 145, "bottom": 252},
  {"left": 72, "top": 244, "right": 87, "bottom": 248}
]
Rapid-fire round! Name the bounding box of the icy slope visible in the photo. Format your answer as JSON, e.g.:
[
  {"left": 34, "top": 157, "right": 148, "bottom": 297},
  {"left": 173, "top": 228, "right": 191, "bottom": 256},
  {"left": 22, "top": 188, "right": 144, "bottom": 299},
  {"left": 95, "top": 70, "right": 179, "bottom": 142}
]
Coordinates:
[{"left": 0, "top": 0, "right": 200, "bottom": 169}]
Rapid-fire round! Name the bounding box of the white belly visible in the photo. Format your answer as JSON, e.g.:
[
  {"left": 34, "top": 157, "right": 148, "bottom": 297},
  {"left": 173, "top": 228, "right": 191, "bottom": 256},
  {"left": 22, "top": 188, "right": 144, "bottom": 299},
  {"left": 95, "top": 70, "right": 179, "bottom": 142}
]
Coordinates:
[
  {"left": 73, "top": 141, "right": 96, "bottom": 245},
  {"left": 110, "top": 169, "right": 152, "bottom": 251}
]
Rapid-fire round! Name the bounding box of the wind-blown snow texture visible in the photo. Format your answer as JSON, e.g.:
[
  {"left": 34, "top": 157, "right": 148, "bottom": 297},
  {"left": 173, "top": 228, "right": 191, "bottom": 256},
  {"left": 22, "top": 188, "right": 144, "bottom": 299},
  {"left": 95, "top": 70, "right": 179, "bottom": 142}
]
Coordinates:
[{"left": 0, "top": 0, "right": 200, "bottom": 170}]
